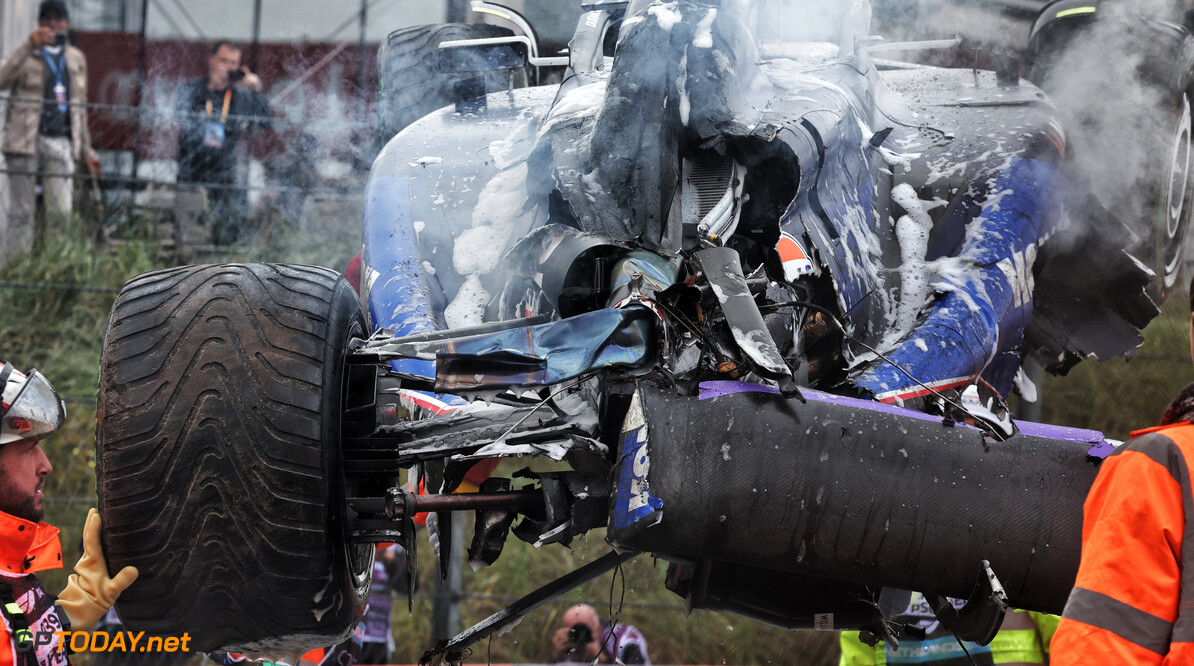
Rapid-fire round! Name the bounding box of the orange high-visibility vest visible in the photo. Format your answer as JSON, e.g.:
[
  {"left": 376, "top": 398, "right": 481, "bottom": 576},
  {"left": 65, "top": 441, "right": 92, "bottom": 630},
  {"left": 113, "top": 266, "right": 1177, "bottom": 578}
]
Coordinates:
[
  {"left": 1052, "top": 422, "right": 1194, "bottom": 664},
  {"left": 0, "top": 511, "right": 66, "bottom": 666}
]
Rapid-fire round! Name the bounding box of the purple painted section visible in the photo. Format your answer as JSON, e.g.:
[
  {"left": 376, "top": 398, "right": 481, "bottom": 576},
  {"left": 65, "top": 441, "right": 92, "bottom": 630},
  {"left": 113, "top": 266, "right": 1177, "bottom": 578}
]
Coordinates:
[
  {"left": 697, "top": 380, "right": 1116, "bottom": 457},
  {"left": 1015, "top": 421, "right": 1116, "bottom": 458},
  {"left": 698, "top": 380, "right": 962, "bottom": 426},
  {"left": 697, "top": 380, "right": 781, "bottom": 399},
  {"left": 1082, "top": 439, "right": 1118, "bottom": 459},
  {"left": 602, "top": 624, "right": 652, "bottom": 666},
  {"left": 1016, "top": 420, "right": 1104, "bottom": 444}
]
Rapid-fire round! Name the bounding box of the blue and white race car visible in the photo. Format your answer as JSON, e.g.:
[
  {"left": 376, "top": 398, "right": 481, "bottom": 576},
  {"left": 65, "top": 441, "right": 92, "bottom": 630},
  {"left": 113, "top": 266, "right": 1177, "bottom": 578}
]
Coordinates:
[{"left": 95, "top": 0, "right": 1194, "bottom": 659}]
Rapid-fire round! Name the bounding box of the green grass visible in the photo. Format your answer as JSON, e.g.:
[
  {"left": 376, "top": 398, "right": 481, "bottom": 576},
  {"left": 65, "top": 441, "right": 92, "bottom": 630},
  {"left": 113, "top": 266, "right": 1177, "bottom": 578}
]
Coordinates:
[
  {"left": 1041, "top": 294, "right": 1194, "bottom": 437},
  {"left": 0, "top": 230, "right": 841, "bottom": 664},
  {"left": 0, "top": 236, "right": 169, "bottom": 597},
  {"left": 392, "top": 525, "right": 841, "bottom": 665},
  {"left": 0, "top": 224, "right": 360, "bottom": 611}
]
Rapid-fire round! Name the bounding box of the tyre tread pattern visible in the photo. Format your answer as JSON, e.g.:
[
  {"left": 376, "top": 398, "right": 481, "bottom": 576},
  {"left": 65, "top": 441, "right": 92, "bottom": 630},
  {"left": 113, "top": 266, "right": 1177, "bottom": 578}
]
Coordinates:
[
  {"left": 378, "top": 23, "right": 515, "bottom": 137},
  {"left": 97, "top": 263, "right": 366, "bottom": 652}
]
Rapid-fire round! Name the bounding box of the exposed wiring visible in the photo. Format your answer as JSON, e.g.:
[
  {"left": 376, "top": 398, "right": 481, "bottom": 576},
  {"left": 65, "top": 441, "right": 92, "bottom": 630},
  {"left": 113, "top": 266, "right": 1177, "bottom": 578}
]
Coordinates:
[
  {"left": 652, "top": 299, "right": 704, "bottom": 340},
  {"left": 602, "top": 555, "right": 628, "bottom": 665},
  {"left": 488, "top": 372, "right": 596, "bottom": 446},
  {"left": 953, "top": 634, "right": 979, "bottom": 666},
  {"left": 760, "top": 298, "right": 1005, "bottom": 436}
]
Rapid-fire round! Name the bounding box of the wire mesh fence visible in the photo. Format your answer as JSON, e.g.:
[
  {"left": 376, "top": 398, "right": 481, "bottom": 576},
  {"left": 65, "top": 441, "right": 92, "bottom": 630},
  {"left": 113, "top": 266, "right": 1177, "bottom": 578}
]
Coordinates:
[{"left": 0, "top": 94, "right": 372, "bottom": 270}]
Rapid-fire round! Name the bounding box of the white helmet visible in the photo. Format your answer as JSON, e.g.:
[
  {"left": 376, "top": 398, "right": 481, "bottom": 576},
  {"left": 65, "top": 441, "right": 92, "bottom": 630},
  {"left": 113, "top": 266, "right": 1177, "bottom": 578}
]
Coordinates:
[{"left": 0, "top": 362, "right": 66, "bottom": 446}]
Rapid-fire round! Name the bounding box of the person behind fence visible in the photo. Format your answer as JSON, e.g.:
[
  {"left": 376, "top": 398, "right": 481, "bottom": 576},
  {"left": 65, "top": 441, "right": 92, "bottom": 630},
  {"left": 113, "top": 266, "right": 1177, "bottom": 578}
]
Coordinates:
[
  {"left": 548, "top": 603, "right": 651, "bottom": 665},
  {"left": 173, "top": 41, "right": 271, "bottom": 244},
  {"left": 0, "top": 0, "right": 101, "bottom": 261},
  {"left": 0, "top": 361, "right": 139, "bottom": 664}
]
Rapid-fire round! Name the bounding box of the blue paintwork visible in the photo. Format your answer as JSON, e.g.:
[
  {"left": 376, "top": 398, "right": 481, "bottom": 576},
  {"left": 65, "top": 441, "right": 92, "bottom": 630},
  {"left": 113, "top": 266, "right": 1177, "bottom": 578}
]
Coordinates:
[
  {"left": 856, "top": 158, "right": 1061, "bottom": 401},
  {"left": 612, "top": 425, "right": 664, "bottom": 530},
  {"left": 362, "top": 173, "right": 437, "bottom": 378}
]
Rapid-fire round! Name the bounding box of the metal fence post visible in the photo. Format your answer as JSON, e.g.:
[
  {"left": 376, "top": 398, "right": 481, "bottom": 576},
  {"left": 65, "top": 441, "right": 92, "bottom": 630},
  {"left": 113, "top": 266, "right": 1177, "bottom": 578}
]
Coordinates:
[{"left": 430, "top": 512, "right": 465, "bottom": 641}]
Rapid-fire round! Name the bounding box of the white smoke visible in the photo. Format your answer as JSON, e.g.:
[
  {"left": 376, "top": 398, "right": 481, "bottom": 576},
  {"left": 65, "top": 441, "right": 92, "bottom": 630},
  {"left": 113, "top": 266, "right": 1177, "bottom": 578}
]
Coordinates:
[{"left": 1034, "top": 1, "right": 1184, "bottom": 243}]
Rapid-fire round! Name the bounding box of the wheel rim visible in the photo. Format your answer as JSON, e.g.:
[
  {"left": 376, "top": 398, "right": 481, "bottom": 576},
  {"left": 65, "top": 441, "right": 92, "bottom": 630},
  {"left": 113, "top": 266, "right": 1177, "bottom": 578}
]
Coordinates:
[
  {"left": 340, "top": 322, "right": 376, "bottom": 600},
  {"left": 1162, "top": 94, "right": 1192, "bottom": 288}
]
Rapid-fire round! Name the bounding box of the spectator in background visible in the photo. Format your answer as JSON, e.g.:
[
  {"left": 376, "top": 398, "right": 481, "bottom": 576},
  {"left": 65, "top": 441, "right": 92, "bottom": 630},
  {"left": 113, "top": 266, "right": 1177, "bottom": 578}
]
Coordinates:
[
  {"left": 174, "top": 41, "right": 270, "bottom": 245},
  {"left": 0, "top": 0, "right": 100, "bottom": 263},
  {"left": 359, "top": 545, "right": 410, "bottom": 664},
  {"left": 548, "top": 603, "right": 651, "bottom": 665}
]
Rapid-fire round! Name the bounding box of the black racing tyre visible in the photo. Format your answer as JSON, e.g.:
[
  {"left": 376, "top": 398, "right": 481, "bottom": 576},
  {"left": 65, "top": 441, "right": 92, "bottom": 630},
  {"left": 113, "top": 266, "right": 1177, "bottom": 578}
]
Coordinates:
[
  {"left": 1158, "top": 93, "right": 1193, "bottom": 294},
  {"left": 96, "top": 264, "right": 372, "bottom": 653},
  {"left": 1028, "top": 8, "right": 1194, "bottom": 300},
  {"left": 377, "top": 22, "right": 518, "bottom": 140}
]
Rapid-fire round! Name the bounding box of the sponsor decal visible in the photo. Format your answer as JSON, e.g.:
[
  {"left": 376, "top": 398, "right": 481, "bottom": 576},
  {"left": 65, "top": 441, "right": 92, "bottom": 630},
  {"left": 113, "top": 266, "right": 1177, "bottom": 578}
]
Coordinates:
[
  {"left": 776, "top": 233, "right": 815, "bottom": 282},
  {"left": 613, "top": 393, "right": 663, "bottom": 530}
]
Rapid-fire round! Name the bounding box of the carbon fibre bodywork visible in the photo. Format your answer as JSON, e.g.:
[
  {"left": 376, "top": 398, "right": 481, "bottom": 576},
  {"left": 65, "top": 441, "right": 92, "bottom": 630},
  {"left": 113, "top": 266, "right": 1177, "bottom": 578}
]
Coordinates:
[
  {"left": 353, "top": 0, "right": 1194, "bottom": 654},
  {"left": 363, "top": 0, "right": 1183, "bottom": 406},
  {"left": 93, "top": 1, "right": 1194, "bottom": 656}
]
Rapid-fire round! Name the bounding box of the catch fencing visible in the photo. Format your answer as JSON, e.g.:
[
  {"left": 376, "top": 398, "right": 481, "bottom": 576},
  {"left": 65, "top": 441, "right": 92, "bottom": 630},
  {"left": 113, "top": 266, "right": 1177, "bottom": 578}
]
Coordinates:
[{"left": 0, "top": 95, "right": 370, "bottom": 260}]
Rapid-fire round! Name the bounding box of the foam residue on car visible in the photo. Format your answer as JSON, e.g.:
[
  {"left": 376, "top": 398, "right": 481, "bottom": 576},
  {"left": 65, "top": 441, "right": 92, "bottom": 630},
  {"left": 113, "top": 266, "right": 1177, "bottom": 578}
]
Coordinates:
[
  {"left": 445, "top": 163, "right": 530, "bottom": 328},
  {"left": 648, "top": 2, "right": 682, "bottom": 31},
  {"left": 535, "top": 78, "right": 607, "bottom": 139},
  {"left": 693, "top": 8, "right": 717, "bottom": 48},
  {"left": 889, "top": 182, "right": 944, "bottom": 348}
]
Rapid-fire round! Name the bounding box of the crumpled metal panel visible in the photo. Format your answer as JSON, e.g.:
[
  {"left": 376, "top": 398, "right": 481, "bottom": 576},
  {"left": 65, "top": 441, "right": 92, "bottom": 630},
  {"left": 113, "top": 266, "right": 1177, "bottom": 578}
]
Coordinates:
[
  {"left": 431, "top": 306, "right": 659, "bottom": 391},
  {"left": 855, "top": 157, "right": 1062, "bottom": 402}
]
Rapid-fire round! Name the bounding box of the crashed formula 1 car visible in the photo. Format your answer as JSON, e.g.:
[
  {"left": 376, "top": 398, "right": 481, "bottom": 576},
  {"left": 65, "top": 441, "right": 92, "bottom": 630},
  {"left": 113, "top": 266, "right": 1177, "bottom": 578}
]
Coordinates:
[{"left": 95, "top": 0, "right": 1194, "bottom": 660}]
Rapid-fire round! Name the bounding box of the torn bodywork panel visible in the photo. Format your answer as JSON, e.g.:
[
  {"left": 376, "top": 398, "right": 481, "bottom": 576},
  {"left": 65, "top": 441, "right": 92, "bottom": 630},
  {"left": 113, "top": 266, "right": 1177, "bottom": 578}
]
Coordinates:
[
  {"left": 347, "top": 0, "right": 1193, "bottom": 658},
  {"left": 607, "top": 380, "right": 1101, "bottom": 614},
  {"left": 363, "top": 0, "right": 1179, "bottom": 409},
  {"left": 97, "top": 0, "right": 1194, "bottom": 658}
]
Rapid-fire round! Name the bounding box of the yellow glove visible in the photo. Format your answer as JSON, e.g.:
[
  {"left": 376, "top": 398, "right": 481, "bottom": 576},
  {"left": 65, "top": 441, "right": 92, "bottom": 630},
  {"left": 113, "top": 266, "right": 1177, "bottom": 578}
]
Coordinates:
[{"left": 57, "top": 508, "right": 139, "bottom": 629}]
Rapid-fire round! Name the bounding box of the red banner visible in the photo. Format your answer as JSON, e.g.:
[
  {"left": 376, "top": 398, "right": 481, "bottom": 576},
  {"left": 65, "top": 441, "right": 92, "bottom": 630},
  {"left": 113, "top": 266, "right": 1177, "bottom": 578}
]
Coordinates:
[{"left": 74, "top": 30, "right": 379, "bottom": 162}]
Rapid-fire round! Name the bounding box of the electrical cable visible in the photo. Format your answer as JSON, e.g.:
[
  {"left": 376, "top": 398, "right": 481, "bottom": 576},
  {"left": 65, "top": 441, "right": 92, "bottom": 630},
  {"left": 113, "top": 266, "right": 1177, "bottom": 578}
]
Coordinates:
[
  {"left": 761, "top": 298, "right": 1010, "bottom": 439},
  {"left": 953, "top": 634, "right": 979, "bottom": 666},
  {"left": 603, "top": 556, "right": 628, "bottom": 665},
  {"left": 488, "top": 372, "right": 597, "bottom": 446}
]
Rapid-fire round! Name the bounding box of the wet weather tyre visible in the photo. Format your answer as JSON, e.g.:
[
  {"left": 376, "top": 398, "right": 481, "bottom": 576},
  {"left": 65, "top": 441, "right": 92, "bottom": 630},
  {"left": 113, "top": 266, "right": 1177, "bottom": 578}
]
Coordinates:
[
  {"left": 96, "top": 263, "right": 372, "bottom": 653},
  {"left": 1158, "top": 93, "right": 1193, "bottom": 292},
  {"left": 378, "top": 23, "right": 517, "bottom": 139}
]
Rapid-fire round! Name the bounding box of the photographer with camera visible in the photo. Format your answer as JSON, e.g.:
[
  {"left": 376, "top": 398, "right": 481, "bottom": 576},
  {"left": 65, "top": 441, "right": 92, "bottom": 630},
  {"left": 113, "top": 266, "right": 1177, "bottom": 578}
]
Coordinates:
[
  {"left": 0, "top": 0, "right": 101, "bottom": 264},
  {"left": 548, "top": 604, "right": 651, "bottom": 665},
  {"left": 173, "top": 41, "right": 271, "bottom": 244}
]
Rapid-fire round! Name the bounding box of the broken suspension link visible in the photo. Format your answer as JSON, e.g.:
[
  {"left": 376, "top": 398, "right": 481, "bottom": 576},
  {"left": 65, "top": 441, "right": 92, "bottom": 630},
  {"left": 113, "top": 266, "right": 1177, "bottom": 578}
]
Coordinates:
[{"left": 383, "top": 487, "right": 545, "bottom": 521}]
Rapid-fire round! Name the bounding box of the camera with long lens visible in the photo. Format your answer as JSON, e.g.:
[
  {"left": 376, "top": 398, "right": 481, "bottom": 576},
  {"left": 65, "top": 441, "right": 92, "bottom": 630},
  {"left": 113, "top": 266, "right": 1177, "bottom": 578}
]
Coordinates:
[{"left": 567, "top": 623, "right": 592, "bottom": 647}]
